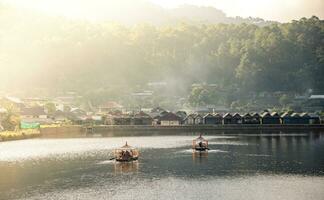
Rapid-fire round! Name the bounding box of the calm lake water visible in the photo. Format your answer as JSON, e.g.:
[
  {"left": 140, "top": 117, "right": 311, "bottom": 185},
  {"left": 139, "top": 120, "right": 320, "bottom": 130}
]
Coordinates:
[{"left": 0, "top": 131, "right": 324, "bottom": 200}]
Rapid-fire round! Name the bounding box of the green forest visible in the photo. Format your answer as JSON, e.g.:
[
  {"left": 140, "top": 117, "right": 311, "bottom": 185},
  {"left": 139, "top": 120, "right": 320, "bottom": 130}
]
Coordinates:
[{"left": 0, "top": 3, "right": 323, "bottom": 109}]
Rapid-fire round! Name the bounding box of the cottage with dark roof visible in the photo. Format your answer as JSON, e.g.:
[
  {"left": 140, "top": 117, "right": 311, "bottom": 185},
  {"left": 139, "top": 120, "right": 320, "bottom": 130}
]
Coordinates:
[
  {"left": 184, "top": 114, "right": 203, "bottom": 125},
  {"left": 203, "top": 113, "right": 222, "bottom": 124},
  {"left": 232, "top": 113, "right": 242, "bottom": 124},
  {"left": 158, "top": 112, "right": 182, "bottom": 126},
  {"left": 242, "top": 113, "right": 253, "bottom": 124},
  {"left": 261, "top": 112, "right": 281, "bottom": 124},
  {"left": 132, "top": 111, "right": 153, "bottom": 125},
  {"left": 223, "top": 113, "right": 233, "bottom": 124}
]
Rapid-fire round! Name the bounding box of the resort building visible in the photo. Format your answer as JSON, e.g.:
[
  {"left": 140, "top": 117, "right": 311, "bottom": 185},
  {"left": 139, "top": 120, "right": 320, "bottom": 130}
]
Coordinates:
[
  {"left": 203, "top": 113, "right": 223, "bottom": 124},
  {"left": 158, "top": 112, "right": 182, "bottom": 126}
]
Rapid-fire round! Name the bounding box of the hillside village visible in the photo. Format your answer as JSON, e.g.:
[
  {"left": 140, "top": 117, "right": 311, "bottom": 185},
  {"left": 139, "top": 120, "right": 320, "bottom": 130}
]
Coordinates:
[{"left": 0, "top": 92, "right": 323, "bottom": 131}]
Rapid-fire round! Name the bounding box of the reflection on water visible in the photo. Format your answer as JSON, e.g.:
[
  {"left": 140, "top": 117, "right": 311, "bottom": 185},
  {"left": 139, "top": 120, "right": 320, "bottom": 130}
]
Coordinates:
[
  {"left": 0, "top": 131, "right": 323, "bottom": 200},
  {"left": 114, "top": 162, "right": 139, "bottom": 174}
]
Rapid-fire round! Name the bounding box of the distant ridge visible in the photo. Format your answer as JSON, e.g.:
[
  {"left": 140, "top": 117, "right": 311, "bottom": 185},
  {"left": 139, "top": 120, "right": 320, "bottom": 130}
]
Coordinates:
[{"left": 0, "top": 1, "right": 276, "bottom": 26}]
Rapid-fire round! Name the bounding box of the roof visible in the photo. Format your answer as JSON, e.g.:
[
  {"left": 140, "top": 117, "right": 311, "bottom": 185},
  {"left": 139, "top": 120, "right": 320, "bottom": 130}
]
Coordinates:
[
  {"left": 308, "top": 113, "right": 320, "bottom": 118},
  {"left": 281, "top": 112, "right": 291, "bottom": 118},
  {"left": 134, "top": 111, "right": 152, "bottom": 118},
  {"left": 117, "top": 142, "right": 136, "bottom": 150},
  {"left": 203, "top": 113, "right": 214, "bottom": 118},
  {"left": 291, "top": 113, "right": 300, "bottom": 118},
  {"left": 232, "top": 113, "right": 242, "bottom": 118},
  {"left": 271, "top": 112, "right": 280, "bottom": 117},
  {"left": 309, "top": 95, "right": 324, "bottom": 99},
  {"left": 151, "top": 107, "right": 166, "bottom": 113},
  {"left": 159, "top": 112, "right": 181, "bottom": 121},
  {"left": 194, "top": 134, "right": 207, "bottom": 142},
  {"left": 261, "top": 112, "right": 271, "bottom": 117},
  {"left": 20, "top": 106, "right": 46, "bottom": 116},
  {"left": 300, "top": 113, "right": 310, "bottom": 118},
  {"left": 223, "top": 113, "right": 232, "bottom": 118},
  {"left": 213, "top": 113, "right": 223, "bottom": 118},
  {"left": 243, "top": 113, "right": 252, "bottom": 117},
  {"left": 252, "top": 113, "right": 260, "bottom": 117}
]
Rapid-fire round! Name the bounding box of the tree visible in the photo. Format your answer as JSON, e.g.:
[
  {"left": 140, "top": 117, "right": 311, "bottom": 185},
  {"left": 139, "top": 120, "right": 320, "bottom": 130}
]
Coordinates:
[{"left": 1, "top": 105, "right": 20, "bottom": 131}]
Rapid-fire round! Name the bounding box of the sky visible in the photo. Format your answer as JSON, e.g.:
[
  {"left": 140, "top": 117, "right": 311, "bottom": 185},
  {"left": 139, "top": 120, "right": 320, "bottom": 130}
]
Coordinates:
[
  {"left": 150, "top": 0, "right": 324, "bottom": 21},
  {"left": 1, "top": 0, "right": 324, "bottom": 22}
]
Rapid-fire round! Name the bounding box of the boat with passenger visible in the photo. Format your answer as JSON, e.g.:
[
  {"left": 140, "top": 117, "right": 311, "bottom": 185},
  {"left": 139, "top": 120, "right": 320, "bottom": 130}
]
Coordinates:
[
  {"left": 114, "top": 142, "right": 139, "bottom": 162},
  {"left": 192, "top": 134, "right": 209, "bottom": 152}
]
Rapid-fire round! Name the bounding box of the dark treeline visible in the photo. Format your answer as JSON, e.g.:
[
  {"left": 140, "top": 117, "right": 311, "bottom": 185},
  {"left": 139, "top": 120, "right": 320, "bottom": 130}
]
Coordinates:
[{"left": 0, "top": 5, "right": 323, "bottom": 108}]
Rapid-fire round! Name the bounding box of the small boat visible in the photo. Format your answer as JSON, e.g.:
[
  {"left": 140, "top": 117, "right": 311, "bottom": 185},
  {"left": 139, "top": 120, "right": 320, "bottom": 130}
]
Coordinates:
[
  {"left": 192, "top": 134, "right": 209, "bottom": 152},
  {"left": 114, "top": 142, "right": 139, "bottom": 162}
]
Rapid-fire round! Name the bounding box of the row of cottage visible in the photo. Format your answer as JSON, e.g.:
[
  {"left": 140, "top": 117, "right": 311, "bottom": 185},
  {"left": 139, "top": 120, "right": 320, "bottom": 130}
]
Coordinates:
[{"left": 105, "top": 111, "right": 321, "bottom": 126}]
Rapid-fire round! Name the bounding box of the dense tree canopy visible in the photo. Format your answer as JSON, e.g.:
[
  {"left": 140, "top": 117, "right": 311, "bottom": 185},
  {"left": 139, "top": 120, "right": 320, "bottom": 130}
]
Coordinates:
[{"left": 0, "top": 5, "right": 323, "bottom": 107}]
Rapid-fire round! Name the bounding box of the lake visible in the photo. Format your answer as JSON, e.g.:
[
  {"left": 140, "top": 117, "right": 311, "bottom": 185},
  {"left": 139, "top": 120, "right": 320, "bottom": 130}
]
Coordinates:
[{"left": 0, "top": 131, "right": 324, "bottom": 200}]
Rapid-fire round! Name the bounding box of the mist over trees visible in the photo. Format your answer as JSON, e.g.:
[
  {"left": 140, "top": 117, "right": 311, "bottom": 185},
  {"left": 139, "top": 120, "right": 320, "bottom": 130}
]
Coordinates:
[{"left": 0, "top": 3, "right": 323, "bottom": 108}]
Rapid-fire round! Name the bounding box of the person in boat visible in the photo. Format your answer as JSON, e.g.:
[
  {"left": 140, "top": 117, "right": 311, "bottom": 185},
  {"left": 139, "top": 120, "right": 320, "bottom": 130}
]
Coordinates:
[
  {"left": 199, "top": 141, "right": 203, "bottom": 148},
  {"left": 124, "top": 150, "right": 131, "bottom": 160}
]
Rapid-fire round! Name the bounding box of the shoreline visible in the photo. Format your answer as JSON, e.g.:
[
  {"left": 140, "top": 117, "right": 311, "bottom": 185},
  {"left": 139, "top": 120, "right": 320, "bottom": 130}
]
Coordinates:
[
  {"left": 1, "top": 124, "right": 324, "bottom": 142},
  {"left": 0, "top": 130, "right": 41, "bottom": 142},
  {"left": 90, "top": 124, "right": 324, "bottom": 132}
]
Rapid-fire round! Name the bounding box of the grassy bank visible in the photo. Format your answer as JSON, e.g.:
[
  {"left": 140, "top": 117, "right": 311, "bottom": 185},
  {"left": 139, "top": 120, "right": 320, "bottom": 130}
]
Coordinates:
[{"left": 0, "top": 129, "right": 41, "bottom": 142}]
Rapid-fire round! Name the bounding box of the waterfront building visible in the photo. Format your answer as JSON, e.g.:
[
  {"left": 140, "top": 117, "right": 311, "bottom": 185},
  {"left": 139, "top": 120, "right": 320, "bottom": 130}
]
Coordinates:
[
  {"left": 242, "top": 113, "right": 253, "bottom": 124},
  {"left": 309, "top": 113, "right": 321, "bottom": 124},
  {"left": 203, "top": 113, "right": 216, "bottom": 124},
  {"left": 232, "top": 113, "right": 243, "bottom": 124},
  {"left": 251, "top": 113, "right": 261, "bottom": 124},
  {"left": 223, "top": 113, "right": 233, "bottom": 124},
  {"left": 158, "top": 112, "right": 182, "bottom": 126},
  {"left": 195, "top": 114, "right": 204, "bottom": 124},
  {"left": 175, "top": 111, "right": 187, "bottom": 122},
  {"left": 184, "top": 114, "right": 195, "bottom": 125},
  {"left": 261, "top": 112, "right": 281, "bottom": 124},
  {"left": 132, "top": 111, "right": 153, "bottom": 125},
  {"left": 203, "top": 113, "right": 223, "bottom": 124}
]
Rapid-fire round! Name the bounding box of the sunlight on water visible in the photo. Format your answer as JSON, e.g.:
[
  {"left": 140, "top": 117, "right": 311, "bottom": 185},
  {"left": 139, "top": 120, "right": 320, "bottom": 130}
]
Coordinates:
[
  {"left": 0, "top": 136, "right": 231, "bottom": 162},
  {"left": 178, "top": 149, "right": 228, "bottom": 154},
  {"left": 0, "top": 133, "right": 323, "bottom": 200},
  {"left": 19, "top": 175, "right": 324, "bottom": 200}
]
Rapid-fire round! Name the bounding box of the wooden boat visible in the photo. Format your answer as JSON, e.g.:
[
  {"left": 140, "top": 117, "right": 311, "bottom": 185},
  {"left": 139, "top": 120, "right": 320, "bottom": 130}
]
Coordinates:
[
  {"left": 192, "top": 134, "right": 209, "bottom": 152},
  {"left": 114, "top": 142, "right": 139, "bottom": 162}
]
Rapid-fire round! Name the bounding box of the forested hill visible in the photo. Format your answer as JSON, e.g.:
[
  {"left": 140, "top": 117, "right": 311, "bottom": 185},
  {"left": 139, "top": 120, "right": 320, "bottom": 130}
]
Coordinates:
[
  {"left": 0, "top": 3, "right": 323, "bottom": 105},
  {"left": 0, "top": 1, "right": 274, "bottom": 26}
]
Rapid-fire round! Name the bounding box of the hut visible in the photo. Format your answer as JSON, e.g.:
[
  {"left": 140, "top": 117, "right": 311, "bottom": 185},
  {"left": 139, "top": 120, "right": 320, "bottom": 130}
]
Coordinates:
[
  {"left": 175, "top": 111, "right": 187, "bottom": 120},
  {"left": 281, "top": 112, "right": 304, "bottom": 124},
  {"left": 291, "top": 113, "right": 301, "bottom": 124},
  {"left": 223, "top": 113, "right": 233, "bottom": 124},
  {"left": 195, "top": 114, "right": 204, "bottom": 124},
  {"left": 159, "top": 112, "right": 182, "bottom": 126},
  {"left": 309, "top": 113, "right": 321, "bottom": 124},
  {"left": 261, "top": 112, "right": 281, "bottom": 124},
  {"left": 232, "top": 113, "right": 242, "bottom": 124},
  {"left": 299, "top": 113, "right": 311, "bottom": 124},
  {"left": 251, "top": 113, "right": 261, "bottom": 124},
  {"left": 242, "top": 113, "right": 253, "bottom": 124},
  {"left": 184, "top": 114, "right": 203, "bottom": 125},
  {"left": 214, "top": 113, "right": 223, "bottom": 124},
  {"left": 203, "top": 113, "right": 217, "bottom": 124},
  {"left": 132, "top": 111, "right": 153, "bottom": 125},
  {"left": 184, "top": 114, "right": 196, "bottom": 125},
  {"left": 281, "top": 112, "right": 294, "bottom": 124}
]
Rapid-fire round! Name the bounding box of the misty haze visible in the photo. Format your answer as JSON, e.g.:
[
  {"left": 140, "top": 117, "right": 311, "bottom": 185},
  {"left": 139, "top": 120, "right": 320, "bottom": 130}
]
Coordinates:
[{"left": 0, "top": 1, "right": 323, "bottom": 200}]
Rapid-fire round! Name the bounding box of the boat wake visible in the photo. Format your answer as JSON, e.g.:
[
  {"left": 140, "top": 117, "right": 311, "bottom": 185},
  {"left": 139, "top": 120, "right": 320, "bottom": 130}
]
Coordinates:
[
  {"left": 96, "top": 160, "right": 115, "bottom": 165},
  {"left": 177, "top": 149, "right": 228, "bottom": 154}
]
